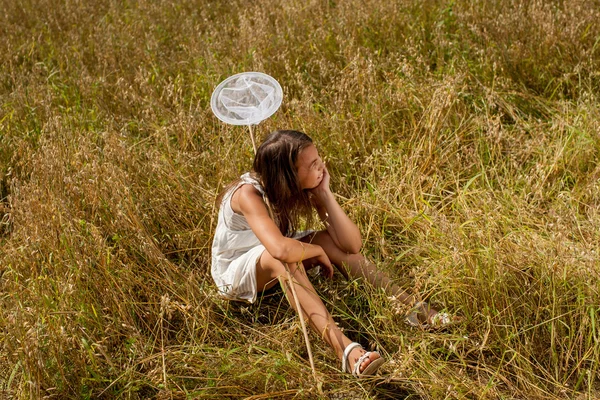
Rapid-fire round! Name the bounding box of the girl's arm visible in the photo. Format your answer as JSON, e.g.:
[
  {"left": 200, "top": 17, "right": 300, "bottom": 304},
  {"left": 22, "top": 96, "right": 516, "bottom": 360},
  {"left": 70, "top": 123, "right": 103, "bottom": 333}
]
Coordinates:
[
  {"left": 310, "top": 166, "right": 362, "bottom": 254},
  {"left": 233, "top": 184, "right": 334, "bottom": 277}
]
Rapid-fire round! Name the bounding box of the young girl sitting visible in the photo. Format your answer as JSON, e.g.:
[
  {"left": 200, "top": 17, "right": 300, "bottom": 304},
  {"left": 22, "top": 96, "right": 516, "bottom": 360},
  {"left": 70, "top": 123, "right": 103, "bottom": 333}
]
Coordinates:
[{"left": 211, "top": 130, "right": 451, "bottom": 377}]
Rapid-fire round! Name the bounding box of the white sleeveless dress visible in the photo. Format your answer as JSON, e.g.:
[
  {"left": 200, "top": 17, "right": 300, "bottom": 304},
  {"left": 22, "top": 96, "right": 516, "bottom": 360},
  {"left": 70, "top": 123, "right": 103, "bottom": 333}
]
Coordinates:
[{"left": 211, "top": 173, "right": 312, "bottom": 303}]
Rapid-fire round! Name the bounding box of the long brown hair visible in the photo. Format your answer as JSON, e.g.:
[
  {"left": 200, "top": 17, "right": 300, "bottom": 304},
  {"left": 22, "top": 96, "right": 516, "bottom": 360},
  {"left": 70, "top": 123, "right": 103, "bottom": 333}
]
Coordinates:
[
  {"left": 253, "top": 130, "right": 315, "bottom": 236},
  {"left": 216, "top": 130, "right": 315, "bottom": 236}
]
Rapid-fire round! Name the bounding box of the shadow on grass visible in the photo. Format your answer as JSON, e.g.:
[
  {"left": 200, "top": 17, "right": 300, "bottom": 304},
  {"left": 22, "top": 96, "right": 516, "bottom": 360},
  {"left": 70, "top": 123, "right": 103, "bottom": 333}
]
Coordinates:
[{"left": 372, "top": 383, "right": 415, "bottom": 399}]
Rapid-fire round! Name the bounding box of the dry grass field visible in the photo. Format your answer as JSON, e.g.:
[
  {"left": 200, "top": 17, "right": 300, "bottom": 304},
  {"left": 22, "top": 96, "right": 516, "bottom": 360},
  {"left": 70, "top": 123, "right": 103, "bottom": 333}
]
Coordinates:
[{"left": 1, "top": 0, "right": 599, "bottom": 398}]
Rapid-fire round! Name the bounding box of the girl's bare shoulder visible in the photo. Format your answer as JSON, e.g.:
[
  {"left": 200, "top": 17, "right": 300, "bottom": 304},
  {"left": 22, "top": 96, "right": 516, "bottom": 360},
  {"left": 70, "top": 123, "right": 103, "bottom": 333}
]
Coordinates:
[{"left": 230, "top": 183, "right": 264, "bottom": 215}]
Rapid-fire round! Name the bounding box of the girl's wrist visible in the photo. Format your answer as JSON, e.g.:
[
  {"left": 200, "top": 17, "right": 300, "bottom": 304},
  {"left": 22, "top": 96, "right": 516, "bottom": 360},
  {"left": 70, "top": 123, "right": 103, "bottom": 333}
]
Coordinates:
[{"left": 313, "top": 187, "right": 333, "bottom": 204}]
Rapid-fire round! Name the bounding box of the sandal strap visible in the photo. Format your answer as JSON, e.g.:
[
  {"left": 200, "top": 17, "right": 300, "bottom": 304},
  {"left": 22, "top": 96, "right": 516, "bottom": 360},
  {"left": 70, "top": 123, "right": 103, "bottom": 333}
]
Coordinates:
[
  {"left": 353, "top": 351, "right": 374, "bottom": 377},
  {"left": 405, "top": 301, "right": 429, "bottom": 327},
  {"left": 431, "top": 312, "right": 451, "bottom": 326},
  {"left": 414, "top": 301, "right": 430, "bottom": 315},
  {"left": 341, "top": 342, "right": 362, "bottom": 374}
]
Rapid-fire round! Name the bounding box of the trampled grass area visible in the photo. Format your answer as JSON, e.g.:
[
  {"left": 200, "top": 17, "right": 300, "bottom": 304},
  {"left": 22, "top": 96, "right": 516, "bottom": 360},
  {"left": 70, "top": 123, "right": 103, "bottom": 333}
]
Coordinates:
[{"left": 1, "top": 0, "right": 599, "bottom": 398}]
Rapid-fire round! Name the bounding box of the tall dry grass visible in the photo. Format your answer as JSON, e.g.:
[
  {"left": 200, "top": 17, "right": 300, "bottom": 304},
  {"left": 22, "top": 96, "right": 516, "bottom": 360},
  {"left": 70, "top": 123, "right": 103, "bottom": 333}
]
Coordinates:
[{"left": 1, "top": 0, "right": 599, "bottom": 398}]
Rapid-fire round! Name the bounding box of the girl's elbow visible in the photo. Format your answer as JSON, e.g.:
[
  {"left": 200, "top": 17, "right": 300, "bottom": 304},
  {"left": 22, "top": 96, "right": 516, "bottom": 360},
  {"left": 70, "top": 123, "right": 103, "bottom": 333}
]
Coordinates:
[
  {"left": 269, "top": 247, "right": 286, "bottom": 261},
  {"left": 268, "top": 242, "right": 290, "bottom": 262}
]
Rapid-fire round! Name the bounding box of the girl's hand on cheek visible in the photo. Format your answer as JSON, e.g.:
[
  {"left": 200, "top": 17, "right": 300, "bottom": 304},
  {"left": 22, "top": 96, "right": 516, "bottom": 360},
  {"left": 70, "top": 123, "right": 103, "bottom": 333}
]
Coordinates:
[{"left": 310, "top": 165, "right": 331, "bottom": 200}]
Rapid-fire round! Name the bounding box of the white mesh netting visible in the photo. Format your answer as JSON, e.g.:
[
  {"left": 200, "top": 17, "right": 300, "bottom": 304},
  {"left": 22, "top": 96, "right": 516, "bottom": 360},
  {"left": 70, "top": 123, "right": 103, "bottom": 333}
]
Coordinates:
[{"left": 210, "top": 72, "right": 283, "bottom": 125}]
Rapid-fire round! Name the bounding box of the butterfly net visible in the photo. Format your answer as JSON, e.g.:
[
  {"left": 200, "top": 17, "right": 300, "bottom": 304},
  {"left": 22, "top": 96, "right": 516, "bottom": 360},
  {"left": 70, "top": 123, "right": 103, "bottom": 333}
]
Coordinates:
[{"left": 210, "top": 72, "right": 283, "bottom": 126}]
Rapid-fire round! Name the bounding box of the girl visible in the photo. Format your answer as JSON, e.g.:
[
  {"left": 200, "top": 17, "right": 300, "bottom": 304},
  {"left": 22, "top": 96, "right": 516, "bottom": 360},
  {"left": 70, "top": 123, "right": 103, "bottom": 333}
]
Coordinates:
[{"left": 211, "top": 130, "right": 451, "bottom": 377}]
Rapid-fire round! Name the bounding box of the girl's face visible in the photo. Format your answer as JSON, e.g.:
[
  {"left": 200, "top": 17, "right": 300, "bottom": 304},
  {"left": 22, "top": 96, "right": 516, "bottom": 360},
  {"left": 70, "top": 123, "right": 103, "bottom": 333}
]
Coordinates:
[{"left": 296, "top": 144, "right": 325, "bottom": 190}]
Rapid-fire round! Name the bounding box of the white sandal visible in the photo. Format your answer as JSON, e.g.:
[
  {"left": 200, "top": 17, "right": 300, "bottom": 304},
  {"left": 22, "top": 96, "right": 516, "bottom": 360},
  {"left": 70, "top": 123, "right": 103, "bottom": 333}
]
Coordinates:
[
  {"left": 405, "top": 301, "right": 455, "bottom": 329},
  {"left": 341, "top": 342, "right": 385, "bottom": 377}
]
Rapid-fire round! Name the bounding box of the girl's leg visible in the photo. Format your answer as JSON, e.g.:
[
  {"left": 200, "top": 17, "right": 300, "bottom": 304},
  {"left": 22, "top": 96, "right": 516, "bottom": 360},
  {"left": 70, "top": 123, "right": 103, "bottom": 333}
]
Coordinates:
[
  {"left": 255, "top": 250, "right": 380, "bottom": 373},
  {"left": 302, "top": 231, "right": 439, "bottom": 322}
]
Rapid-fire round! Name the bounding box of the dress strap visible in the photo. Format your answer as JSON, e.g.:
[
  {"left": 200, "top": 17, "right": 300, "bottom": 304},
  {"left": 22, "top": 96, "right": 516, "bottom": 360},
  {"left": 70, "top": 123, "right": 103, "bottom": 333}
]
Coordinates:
[
  {"left": 240, "top": 172, "right": 277, "bottom": 223},
  {"left": 240, "top": 172, "right": 265, "bottom": 196}
]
